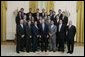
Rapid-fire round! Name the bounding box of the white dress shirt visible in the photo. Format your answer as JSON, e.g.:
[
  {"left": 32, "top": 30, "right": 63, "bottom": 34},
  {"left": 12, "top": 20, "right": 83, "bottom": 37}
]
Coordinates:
[
  {"left": 59, "top": 24, "right": 62, "bottom": 32},
  {"left": 69, "top": 25, "right": 72, "bottom": 29},
  {"left": 51, "top": 24, "right": 54, "bottom": 29},
  {"left": 35, "top": 25, "right": 38, "bottom": 29},
  {"left": 42, "top": 23, "right": 45, "bottom": 31},
  {"left": 20, "top": 24, "right": 23, "bottom": 28}
]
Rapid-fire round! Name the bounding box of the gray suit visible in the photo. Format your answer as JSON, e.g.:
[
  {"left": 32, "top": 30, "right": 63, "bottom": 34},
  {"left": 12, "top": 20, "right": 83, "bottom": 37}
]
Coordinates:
[{"left": 49, "top": 25, "right": 57, "bottom": 51}]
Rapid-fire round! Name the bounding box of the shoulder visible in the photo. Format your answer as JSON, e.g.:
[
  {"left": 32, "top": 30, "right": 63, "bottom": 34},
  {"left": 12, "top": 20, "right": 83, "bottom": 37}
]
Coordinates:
[
  {"left": 54, "top": 25, "right": 57, "bottom": 28},
  {"left": 17, "top": 24, "right": 20, "bottom": 28}
]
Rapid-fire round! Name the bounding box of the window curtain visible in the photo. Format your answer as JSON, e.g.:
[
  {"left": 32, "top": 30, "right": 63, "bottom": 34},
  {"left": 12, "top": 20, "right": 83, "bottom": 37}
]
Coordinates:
[
  {"left": 46, "top": 1, "right": 54, "bottom": 14},
  {"left": 76, "top": 1, "right": 84, "bottom": 43},
  {"left": 1, "top": 1, "right": 7, "bottom": 41},
  {"left": 38, "top": 1, "right": 46, "bottom": 12}
]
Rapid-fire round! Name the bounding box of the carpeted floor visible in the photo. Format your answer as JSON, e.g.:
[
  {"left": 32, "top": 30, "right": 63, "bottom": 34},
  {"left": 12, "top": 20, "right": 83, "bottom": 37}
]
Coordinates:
[{"left": 1, "top": 44, "right": 84, "bottom": 56}]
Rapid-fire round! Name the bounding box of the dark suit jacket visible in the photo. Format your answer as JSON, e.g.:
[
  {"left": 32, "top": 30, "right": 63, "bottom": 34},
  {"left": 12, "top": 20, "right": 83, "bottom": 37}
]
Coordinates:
[
  {"left": 62, "top": 16, "right": 68, "bottom": 25},
  {"left": 15, "top": 11, "right": 25, "bottom": 25},
  {"left": 58, "top": 24, "right": 66, "bottom": 39},
  {"left": 40, "top": 12, "right": 45, "bottom": 18},
  {"left": 26, "top": 12, "right": 33, "bottom": 21},
  {"left": 25, "top": 23, "right": 32, "bottom": 38},
  {"left": 67, "top": 25, "right": 76, "bottom": 41},
  {"left": 15, "top": 15, "right": 21, "bottom": 25},
  {"left": 17, "top": 24, "right": 26, "bottom": 38},
  {"left": 33, "top": 13, "right": 40, "bottom": 21},
  {"left": 39, "top": 23, "right": 49, "bottom": 38},
  {"left": 57, "top": 14, "right": 63, "bottom": 20},
  {"left": 32, "top": 25, "right": 39, "bottom": 37}
]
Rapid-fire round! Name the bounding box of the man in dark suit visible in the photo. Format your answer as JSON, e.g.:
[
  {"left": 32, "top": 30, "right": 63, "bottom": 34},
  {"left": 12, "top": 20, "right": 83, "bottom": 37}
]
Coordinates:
[
  {"left": 16, "top": 8, "right": 25, "bottom": 25},
  {"left": 31, "top": 21, "right": 39, "bottom": 52},
  {"left": 16, "top": 11, "right": 22, "bottom": 25},
  {"left": 62, "top": 11, "right": 68, "bottom": 43},
  {"left": 57, "top": 9, "right": 63, "bottom": 20},
  {"left": 51, "top": 11, "right": 57, "bottom": 24},
  {"left": 49, "top": 10, "right": 53, "bottom": 17},
  {"left": 25, "top": 20, "right": 32, "bottom": 52},
  {"left": 62, "top": 11, "right": 68, "bottom": 26},
  {"left": 16, "top": 20, "right": 26, "bottom": 53},
  {"left": 67, "top": 21, "right": 76, "bottom": 54},
  {"left": 26, "top": 8, "right": 33, "bottom": 21},
  {"left": 39, "top": 19, "right": 49, "bottom": 52},
  {"left": 58, "top": 20, "right": 65, "bottom": 52},
  {"left": 54, "top": 15, "right": 60, "bottom": 48},
  {"left": 33, "top": 8, "right": 40, "bottom": 21},
  {"left": 40, "top": 8, "right": 45, "bottom": 18},
  {"left": 20, "top": 8, "right": 25, "bottom": 19},
  {"left": 26, "top": 13, "right": 32, "bottom": 21}
]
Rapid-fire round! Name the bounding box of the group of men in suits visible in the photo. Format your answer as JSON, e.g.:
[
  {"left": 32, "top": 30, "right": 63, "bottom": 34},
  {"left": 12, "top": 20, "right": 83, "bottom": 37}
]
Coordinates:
[{"left": 16, "top": 8, "right": 76, "bottom": 54}]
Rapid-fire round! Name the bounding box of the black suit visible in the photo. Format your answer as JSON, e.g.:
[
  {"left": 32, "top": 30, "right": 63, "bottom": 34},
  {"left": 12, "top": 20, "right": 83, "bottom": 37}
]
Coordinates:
[
  {"left": 62, "top": 16, "right": 68, "bottom": 26},
  {"left": 31, "top": 24, "right": 39, "bottom": 52},
  {"left": 58, "top": 24, "right": 65, "bottom": 52},
  {"left": 54, "top": 21, "right": 59, "bottom": 47},
  {"left": 40, "top": 12, "right": 45, "bottom": 18},
  {"left": 39, "top": 23, "right": 49, "bottom": 51},
  {"left": 26, "top": 12, "right": 33, "bottom": 21},
  {"left": 51, "top": 14, "right": 56, "bottom": 21},
  {"left": 33, "top": 13, "right": 40, "bottom": 21},
  {"left": 15, "top": 14, "right": 24, "bottom": 25},
  {"left": 16, "top": 24, "right": 26, "bottom": 52},
  {"left": 67, "top": 25, "right": 76, "bottom": 53},
  {"left": 62, "top": 16, "right": 68, "bottom": 43},
  {"left": 25, "top": 23, "right": 32, "bottom": 52},
  {"left": 57, "top": 14, "right": 63, "bottom": 20},
  {"left": 15, "top": 11, "right": 25, "bottom": 25}
]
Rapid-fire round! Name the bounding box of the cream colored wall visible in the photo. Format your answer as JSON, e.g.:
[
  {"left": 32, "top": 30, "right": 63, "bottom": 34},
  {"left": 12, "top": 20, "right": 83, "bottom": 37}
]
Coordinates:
[{"left": 6, "top": 1, "right": 29, "bottom": 40}]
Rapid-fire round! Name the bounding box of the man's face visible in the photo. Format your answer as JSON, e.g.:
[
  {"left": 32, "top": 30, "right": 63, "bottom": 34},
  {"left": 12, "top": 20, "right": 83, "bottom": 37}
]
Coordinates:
[
  {"left": 48, "top": 19, "right": 51, "bottom": 23},
  {"left": 20, "top": 20, "right": 24, "bottom": 24},
  {"left": 28, "top": 21, "right": 31, "bottom": 24},
  {"left": 53, "top": 11, "right": 56, "bottom": 15},
  {"left": 35, "top": 21, "right": 37, "bottom": 25},
  {"left": 42, "top": 9, "right": 45, "bottom": 13},
  {"left": 48, "top": 16, "right": 50, "bottom": 19},
  {"left": 62, "top": 12, "right": 65, "bottom": 16},
  {"left": 42, "top": 19, "right": 45, "bottom": 23},
  {"left": 37, "top": 9, "right": 39, "bottom": 13},
  {"left": 59, "top": 20, "right": 62, "bottom": 24},
  {"left": 21, "top": 8, "right": 24, "bottom": 12},
  {"left": 49, "top": 10, "right": 52, "bottom": 14},
  {"left": 19, "top": 12, "right": 21, "bottom": 15},
  {"left": 51, "top": 21, "right": 54, "bottom": 25},
  {"left": 45, "top": 12, "right": 47, "bottom": 15},
  {"left": 58, "top": 10, "right": 61, "bottom": 14}
]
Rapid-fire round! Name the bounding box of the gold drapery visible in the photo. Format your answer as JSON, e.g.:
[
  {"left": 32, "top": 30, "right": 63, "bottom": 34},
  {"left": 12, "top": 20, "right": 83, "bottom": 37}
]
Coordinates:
[
  {"left": 29, "top": 1, "right": 54, "bottom": 14},
  {"left": 1, "top": 1, "right": 7, "bottom": 41},
  {"left": 46, "top": 1, "right": 54, "bottom": 14},
  {"left": 29, "top": 1, "right": 38, "bottom": 13},
  {"left": 76, "top": 1, "right": 84, "bottom": 43}
]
